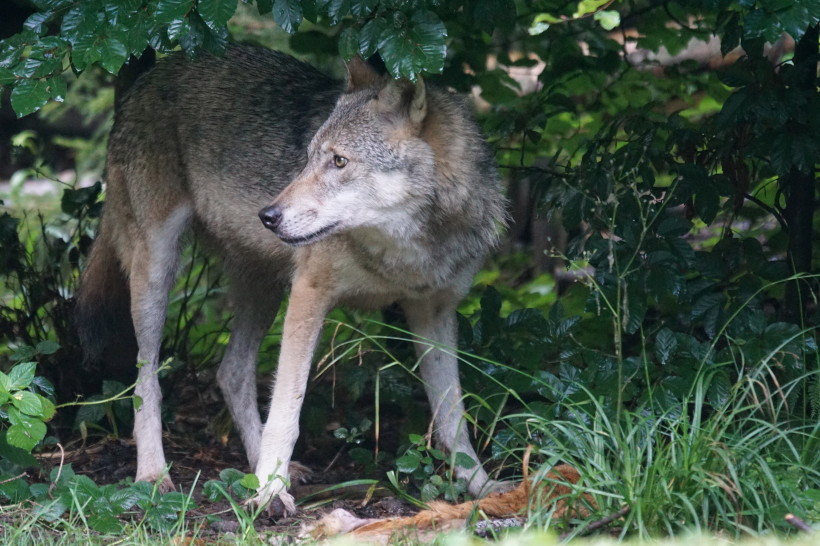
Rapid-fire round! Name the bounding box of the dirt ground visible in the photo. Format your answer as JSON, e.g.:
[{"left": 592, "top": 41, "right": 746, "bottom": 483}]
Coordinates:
[{"left": 33, "top": 434, "right": 421, "bottom": 538}]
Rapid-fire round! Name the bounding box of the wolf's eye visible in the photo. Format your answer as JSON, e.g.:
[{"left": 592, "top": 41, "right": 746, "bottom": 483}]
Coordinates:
[{"left": 334, "top": 155, "right": 348, "bottom": 168}]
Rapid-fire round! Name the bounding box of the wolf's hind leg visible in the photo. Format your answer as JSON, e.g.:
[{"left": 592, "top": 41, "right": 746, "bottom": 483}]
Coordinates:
[
  {"left": 130, "top": 204, "right": 192, "bottom": 492},
  {"left": 217, "top": 277, "right": 284, "bottom": 470},
  {"left": 401, "top": 297, "right": 495, "bottom": 497}
]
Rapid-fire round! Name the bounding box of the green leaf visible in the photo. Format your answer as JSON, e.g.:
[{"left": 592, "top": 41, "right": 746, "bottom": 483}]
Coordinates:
[
  {"left": 707, "top": 371, "right": 731, "bottom": 407},
  {"left": 655, "top": 328, "right": 677, "bottom": 365},
  {"left": 272, "top": 0, "right": 303, "bottom": 33},
  {"left": 379, "top": 30, "right": 419, "bottom": 80},
  {"left": 0, "top": 67, "right": 16, "bottom": 85},
  {"left": 167, "top": 17, "right": 191, "bottom": 40},
  {"left": 410, "top": 10, "right": 447, "bottom": 74},
  {"left": 88, "top": 514, "right": 124, "bottom": 534},
  {"left": 37, "top": 395, "right": 56, "bottom": 421},
  {"left": 420, "top": 483, "right": 439, "bottom": 502},
  {"left": 594, "top": 10, "right": 620, "bottom": 31},
  {"left": 351, "top": 0, "right": 377, "bottom": 17},
  {"left": 454, "top": 452, "right": 476, "bottom": 469},
  {"left": 99, "top": 27, "right": 129, "bottom": 74},
  {"left": 239, "top": 473, "right": 260, "bottom": 489},
  {"left": 396, "top": 453, "right": 420, "bottom": 473},
  {"left": 12, "top": 391, "right": 43, "bottom": 417},
  {"left": 575, "top": 0, "right": 610, "bottom": 17},
  {"left": 25, "top": 12, "right": 52, "bottom": 35},
  {"left": 133, "top": 395, "right": 143, "bottom": 411},
  {"left": 694, "top": 182, "right": 720, "bottom": 225},
  {"left": 8, "top": 362, "right": 36, "bottom": 391},
  {"left": 359, "top": 17, "right": 387, "bottom": 58},
  {"left": 36, "top": 340, "right": 60, "bottom": 355},
  {"left": 0, "top": 431, "right": 39, "bottom": 468},
  {"left": 109, "top": 488, "right": 141, "bottom": 512},
  {"left": 198, "top": 0, "right": 237, "bottom": 30},
  {"left": 327, "top": 0, "right": 351, "bottom": 24},
  {"left": 338, "top": 27, "right": 359, "bottom": 60},
  {"left": 153, "top": 0, "right": 195, "bottom": 23},
  {"left": 10, "top": 78, "right": 51, "bottom": 118},
  {"left": 7, "top": 409, "right": 47, "bottom": 451}
]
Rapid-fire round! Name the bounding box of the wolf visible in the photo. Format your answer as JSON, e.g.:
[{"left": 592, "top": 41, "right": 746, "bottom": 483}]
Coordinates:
[{"left": 75, "top": 45, "right": 507, "bottom": 511}]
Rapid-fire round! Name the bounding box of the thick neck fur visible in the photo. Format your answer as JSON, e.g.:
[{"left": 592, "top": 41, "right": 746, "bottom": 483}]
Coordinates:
[{"left": 343, "top": 85, "right": 506, "bottom": 289}]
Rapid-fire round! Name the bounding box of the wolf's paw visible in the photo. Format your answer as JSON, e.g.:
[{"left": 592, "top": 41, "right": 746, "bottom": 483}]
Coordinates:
[
  {"left": 136, "top": 472, "right": 176, "bottom": 494},
  {"left": 288, "top": 461, "right": 312, "bottom": 484},
  {"left": 246, "top": 488, "right": 296, "bottom": 519}
]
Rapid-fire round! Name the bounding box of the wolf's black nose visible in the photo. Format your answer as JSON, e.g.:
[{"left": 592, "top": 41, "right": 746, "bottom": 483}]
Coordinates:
[{"left": 259, "top": 206, "right": 283, "bottom": 231}]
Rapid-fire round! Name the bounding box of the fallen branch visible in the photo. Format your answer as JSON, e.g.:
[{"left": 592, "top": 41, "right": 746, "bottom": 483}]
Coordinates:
[
  {"left": 0, "top": 472, "right": 28, "bottom": 486},
  {"left": 558, "top": 504, "right": 631, "bottom": 540},
  {"left": 47, "top": 443, "right": 65, "bottom": 499}
]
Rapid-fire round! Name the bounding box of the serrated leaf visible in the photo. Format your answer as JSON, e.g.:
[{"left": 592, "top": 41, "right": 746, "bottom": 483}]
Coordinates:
[
  {"left": 7, "top": 411, "right": 47, "bottom": 451},
  {"left": 0, "top": 67, "right": 16, "bottom": 85},
  {"left": 379, "top": 30, "right": 420, "bottom": 80},
  {"left": 10, "top": 78, "right": 51, "bottom": 118},
  {"left": 167, "top": 17, "right": 191, "bottom": 40},
  {"left": 109, "top": 488, "right": 141, "bottom": 512},
  {"left": 338, "top": 27, "right": 359, "bottom": 60},
  {"left": 48, "top": 76, "right": 67, "bottom": 101},
  {"left": 88, "top": 514, "right": 124, "bottom": 534},
  {"left": 0, "top": 431, "right": 39, "bottom": 468},
  {"left": 99, "top": 27, "right": 128, "bottom": 74},
  {"left": 351, "top": 0, "right": 377, "bottom": 17},
  {"left": 327, "top": 0, "right": 351, "bottom": 24},
  {"left": 37, "top": 395, "right": 56, "bottom": 421},
  {"left": 12, "top": 391, "right": 42, "bottom": 417},
  {"left": 153, "top": 0, "right": 195, "bottom": 23},
  {"left": 359, "top": 17, "right": 387, "bottom": 58},
  {"left": 25, "top": 12, "right": 52, "bottom": 35},
  {"left": 655, "top": 328, "right": 677, "bottom": 365},
  {"left": 409, "top": 10, "right": 447, "bottom": 74},
  {"left": 198, "top": 0, "right": 237, "bottom": 30},
  {"left": 707, "top": 371, "right": 731, "bottom": 407},
  {"left": 272, "top": 0, "right": 303, "bottom": 33},
  {"left": 8, "top": 362, "right": 36, "bottom": 391}
]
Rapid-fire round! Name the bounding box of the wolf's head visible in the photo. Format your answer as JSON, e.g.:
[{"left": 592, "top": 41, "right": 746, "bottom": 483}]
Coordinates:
[{"left": 259, "top": 58, "right": 439, "bottom": 246}]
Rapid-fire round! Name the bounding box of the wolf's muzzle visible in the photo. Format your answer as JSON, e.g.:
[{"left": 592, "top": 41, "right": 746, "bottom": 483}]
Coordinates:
[{"left": 259, "top": 206, "right": 283, "bottom": 231}]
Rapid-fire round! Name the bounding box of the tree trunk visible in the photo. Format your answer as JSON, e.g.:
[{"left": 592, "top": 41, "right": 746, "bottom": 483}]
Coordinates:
[{"left": 783, "top": 25, "right": 818, "bottom": 323}]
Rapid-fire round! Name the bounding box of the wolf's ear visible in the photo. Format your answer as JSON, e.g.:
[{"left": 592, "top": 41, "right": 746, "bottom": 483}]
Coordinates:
[
  {"left": 376, "top": 77, "right": 427, "bottom": 129},
  {"left": 345, "top": 56, "right": 380, "bottom": 93}
]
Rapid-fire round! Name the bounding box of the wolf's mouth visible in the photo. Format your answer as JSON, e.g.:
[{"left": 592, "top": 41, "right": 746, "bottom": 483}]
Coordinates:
[{"left": 277, "top": 222, "right": 340, "bottom": 246}]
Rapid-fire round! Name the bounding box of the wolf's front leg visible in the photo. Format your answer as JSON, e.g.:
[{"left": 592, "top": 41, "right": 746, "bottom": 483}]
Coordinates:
[
  {"left": 252, "top": 274, "right": 331, "bottom": 513},
  {"left": 402, "top": 296, "right": 495, "bottom": 497}
]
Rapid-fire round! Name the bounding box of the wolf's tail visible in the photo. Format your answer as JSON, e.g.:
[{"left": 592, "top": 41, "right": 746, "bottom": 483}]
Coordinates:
[{"left": 74, "top": 216, "right": 133, "bottom": 362}]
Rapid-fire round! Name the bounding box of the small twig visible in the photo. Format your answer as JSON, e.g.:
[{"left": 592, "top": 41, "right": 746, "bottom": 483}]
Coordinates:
[
  {"left": 0, "top": 472, "right": 28, "bottom": 486},
  {"left": 47, "top": 443, "right": 65, "bottom": 499},
  {"left": 522, "top": 444, "right": 533, "bottom": 501},
  {"left": 323, "top": 446, "right": 345, "bottom": 473},
  {"left": 786, "top": 513, "right": 814, "bottom": 533},
  {"left": 559, "top": 505, "right": 632, "bottom": 540}
]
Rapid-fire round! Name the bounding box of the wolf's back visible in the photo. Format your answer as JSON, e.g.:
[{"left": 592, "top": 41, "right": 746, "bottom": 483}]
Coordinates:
[{"left": 75, "top": 47, "right": 343, "bottom": 363}]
